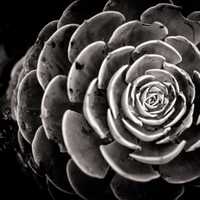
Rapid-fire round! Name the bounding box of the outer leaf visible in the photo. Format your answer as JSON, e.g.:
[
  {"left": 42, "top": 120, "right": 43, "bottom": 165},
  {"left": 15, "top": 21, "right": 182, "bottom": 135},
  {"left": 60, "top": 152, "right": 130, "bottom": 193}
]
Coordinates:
[
  {"left": 37, "top": 24, "right": 78, "bottom": 89},
  {"left": 57, "top": 0, "right": 108, "bottom": 28},
  {"left": 132, "top": 40, "right": 182, "bottom": 65},
  {"left": 103, "top": 0, "right": 170, "bottom": 21},
  {"left": 98, "top": 46, "right": 134, "bottom": 89},
  {"left": 141, "top": 3, "right": 200, "bottom": 44},
  {"left": 68, "top": 11, "right": 125, "bottom": 62},
  {"left": 83, "top": 78, "right": 110, "bottom": 140},
  {"left": 129, "top": 141, "right": 186, "bottom": 165},
  {"left": 41, "top": 75, "right": 81, "bottom": 152},
  {"left": 62, "top": 110, "right": 109, "bottom": 178},
  {"left": 108, "top": 20, "right": 168, "bottom": 50},
  {"left": 107, "top": 65, "right": 128, "bottom": 119},
  {"left": 17, "top": 70, "right": 43, "bottom": 143},
  {"left": 67, "top": 41, "right": 108, "bottom": 103},
  {"left": 100, "top": 142, "right": 160, "bottom": 182}
]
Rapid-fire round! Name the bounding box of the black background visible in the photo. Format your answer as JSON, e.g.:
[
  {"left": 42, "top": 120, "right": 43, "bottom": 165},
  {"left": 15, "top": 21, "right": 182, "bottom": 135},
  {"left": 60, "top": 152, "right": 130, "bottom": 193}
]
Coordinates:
[{"left": 0, "top": 0, "right": 200, "bottom": 200}]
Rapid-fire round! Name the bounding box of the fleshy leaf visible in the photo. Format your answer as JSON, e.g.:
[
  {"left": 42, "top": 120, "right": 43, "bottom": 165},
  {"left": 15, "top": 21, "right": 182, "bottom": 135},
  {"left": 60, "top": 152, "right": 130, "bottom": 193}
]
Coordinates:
[
  {"left": 17, "top": 70, "right": 43, "bottom": 143},
  {"left": 98, "top": 46, "right": 134, "bottom": 89},
  {"left": 23, "top": 21, "right": 57, "bottom": 73},
  {"left": 188, "top": 11, "right": 200, "bottom": 21},
  {"left": 111, "top": 174, "right": 184, "bottom": 200},
  {"left": 83, "top": 78, "right": 110, "bottom": 140},
  {"left": 107, "top": 65, "right": 128, "bottom": 119},
  {"left": 157, "top": 104, "right": 194, "bottom": 145},
  {"left": 121, "top": 83, "right": 143, "bottom": 127},
  {"left": 62, "top": 110, "right": 109, "bottom": 178},
  {"left": 67, "top": 41, "right": 108, "bottom": 103},
  {"left": 100, "top": 141, "right": 160, "bottom": 182},
  {"left": 141, "top": 3, "right": 200, "bottom": 44},
  {"left": 37, "top": 20, "right": 58, "bottom": 45},
  {"left": 12, "top": 68, "right": 26, "bottom": 119},
  {"left": 164, "top": 92, "right": 187, "bottom": 128},
  {"left": 68, "top": 11, "right": 125, "bottom": 62},
  {"left": 163, "top": 61, "right": 195, "bottom": 104},
  {"left": 9, "top": 57, "right": 24, "bottom": 92},
  {"left": 37, "top": 24, "right": 78, "bottom": 89},
  {"left": 67, "top": 159, "right": 114, "bottom": 200},
  {"left": 108, "top": 20, "right": 168, "bottom": 50},
  {"left": 138, "top": 107, "right": 175, "bottom": 127},
  {"left": 122, "top": 118, "right": 170, "bottom": 142},
  {"left": 132, "top": 40, "right": 182, "bottom": 65},
  {"left": 107, "top": 109, "right": 141, "bottom": 150},
  {"left": 103, "top": 0, "right": 170, "bottom": 21},
  {"left": 23, "top": 20, "right": 58, "bottom": 73},
  {"left": 8, "top": 57, "right": 24, "bottom": 120},
  {"left": 126, "top": 54, "right": 165, "bottom": 83},
  {"left": 41, "top": 75, "right": 80, "bottom": 152},
  {"left": 32, "top": 126, "right": 59, "bottom": 169},
  {"left": 178, "top": 125, "right": 200, "bottom": 152},
  {"left": 165, "top": 36, "right": 200, "bottom": 76},
  {"left": 160, "top": 149, "right": 200, "bottom": 184},
  {"left": 145, "top": 68, "right": 180, "bottom": 92},
  {"left": 57, "top": 0, "right": 108, "bottom": 28},
  {"left": 22, "top": 45, "right": 41, "bottom": 73},
  {"left": 129, "top": 141, "right": 186, "bottom": 165}
]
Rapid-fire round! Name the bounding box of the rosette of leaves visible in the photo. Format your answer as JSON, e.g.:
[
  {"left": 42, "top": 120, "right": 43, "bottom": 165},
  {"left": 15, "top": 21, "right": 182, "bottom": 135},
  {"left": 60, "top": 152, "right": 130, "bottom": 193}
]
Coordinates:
[{"left": 7, "top": 0, "right": 200, "bottom": 199}]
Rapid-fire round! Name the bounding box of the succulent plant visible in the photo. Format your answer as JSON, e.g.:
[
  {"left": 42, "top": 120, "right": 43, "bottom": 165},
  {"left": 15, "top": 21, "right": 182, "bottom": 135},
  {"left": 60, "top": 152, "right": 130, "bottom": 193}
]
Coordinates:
[{"left": 7, "top": 0, "right": 200, "bottom": 199}]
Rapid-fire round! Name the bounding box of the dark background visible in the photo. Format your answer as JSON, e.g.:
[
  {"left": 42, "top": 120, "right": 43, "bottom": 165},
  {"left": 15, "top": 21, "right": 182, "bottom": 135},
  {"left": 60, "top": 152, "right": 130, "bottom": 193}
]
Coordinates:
[{"left": 0, "top": 0, "right": 199, "bottom": 200}]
